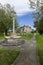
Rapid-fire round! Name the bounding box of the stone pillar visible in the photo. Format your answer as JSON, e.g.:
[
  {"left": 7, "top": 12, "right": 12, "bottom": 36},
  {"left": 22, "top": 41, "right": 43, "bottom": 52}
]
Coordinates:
[{"left": 13, "top": 17, "right": 15, "bottom": 34}]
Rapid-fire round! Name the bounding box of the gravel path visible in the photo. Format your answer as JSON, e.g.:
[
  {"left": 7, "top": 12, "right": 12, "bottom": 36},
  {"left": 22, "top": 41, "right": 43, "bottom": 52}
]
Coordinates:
[{"left": 12, "top": 35, "right": 40, "bottom": 65}]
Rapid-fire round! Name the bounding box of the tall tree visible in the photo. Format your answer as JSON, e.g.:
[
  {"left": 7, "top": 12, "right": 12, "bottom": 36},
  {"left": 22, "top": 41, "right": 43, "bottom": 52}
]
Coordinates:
[
  {"left": 29, "top": 0, "right": 43, "bottom": 34},
  {"left": 0, "top": 3, "right": 19, "bottom": 35},
  {"left": 0, "top": 4, "right": 6, "bottom": 33}
]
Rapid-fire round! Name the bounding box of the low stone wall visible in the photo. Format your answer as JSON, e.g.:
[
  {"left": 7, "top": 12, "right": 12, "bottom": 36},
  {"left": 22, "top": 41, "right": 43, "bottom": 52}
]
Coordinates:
[
  {"left": 0, "top": 38, "right": 25, "bottom": 48},
  {"left": 0, "top": 37, "right": 25, "bottom": 49}
]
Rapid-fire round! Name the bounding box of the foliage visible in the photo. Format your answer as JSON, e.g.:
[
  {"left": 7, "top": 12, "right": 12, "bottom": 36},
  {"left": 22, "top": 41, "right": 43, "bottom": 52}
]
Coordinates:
[
  {"left": 0, "top": 34, "right": 5, "bottom": 40},
  {"left": 0, "top": 49, "right": 20, "bottom": 65},
  {"left": 36, "top": 33, "right": 43, "bottom": 65},
  {"left": 0, "top": 7, "right": 6, "bottom": 33},
  {"left": 38, "top": 18, "right": 43, "bottom": 34},
  {"left": 29, "top": 0, "right": 43, "bottom": 34},
  {"left": 0, "top": 3, "right": 19, "bottom": 35},
  {"left": 17, "top": 33, "right": 33, "bottom": 40},
  {"left": 16, "top": 27, "right": 21, "bottom": 33}
]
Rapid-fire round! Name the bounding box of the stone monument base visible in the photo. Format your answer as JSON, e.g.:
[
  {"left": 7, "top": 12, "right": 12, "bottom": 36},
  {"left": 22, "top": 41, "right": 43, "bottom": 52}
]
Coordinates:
[
  {"left": 5, "top": 33, "right": 21, "bottom": 44},
  {"left": 10, "top": 33, "right": 21, "bottom": 38}
]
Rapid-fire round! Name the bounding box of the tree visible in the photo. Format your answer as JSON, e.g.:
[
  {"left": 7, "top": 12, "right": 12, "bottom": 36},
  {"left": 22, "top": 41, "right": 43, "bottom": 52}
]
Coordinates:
[
  {"left": 29, "top": 0, "right": 43, "bottom": 34},
  {"left": 38, "top": 18, "right": 43, "bottom": 34},
  {"left": 0, "top": 5, "right": 6, "bottom": 33},
  {"left": 4, "top": 4, "right": 16, "bottom": 35},
  {"left": 34, "top": 21, "right": 39, "bottom": 30},
  {"left": 0, "top": 3, "right": 19, "bottom": 35}
]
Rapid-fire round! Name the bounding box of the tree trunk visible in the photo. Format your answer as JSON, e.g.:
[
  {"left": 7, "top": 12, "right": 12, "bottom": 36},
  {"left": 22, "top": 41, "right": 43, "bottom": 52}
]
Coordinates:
[{"left": 5, "top": 29, "right": 8, "bottom": 36}]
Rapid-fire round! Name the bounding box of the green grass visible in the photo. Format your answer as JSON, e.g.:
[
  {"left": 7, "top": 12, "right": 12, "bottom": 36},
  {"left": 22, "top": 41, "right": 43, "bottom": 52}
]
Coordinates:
[
  {"left": 0, "top": 35, "right": 5, "bottom": 40},
  {"left": 17, "top": 33, "right": 33, "bottom": 40},
  {"left": 21, "top": 33, "right": 33, "bottom": 40},
  {"left": 36, "top": 33, "right": 43, "bottom": 65},
  {"left": 0, "top": 49, "right": 20, "bottom": 65}
]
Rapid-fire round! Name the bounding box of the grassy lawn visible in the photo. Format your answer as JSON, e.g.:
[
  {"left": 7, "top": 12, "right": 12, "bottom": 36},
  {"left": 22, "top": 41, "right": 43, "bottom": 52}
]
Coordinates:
[
  {"left": 20, "top": 33, "right": 33, "bottom": 40},
  {"left": 0, "top": 49, "right": 20, "bottom": 65},
  {"left": 17, "top": 33, "right": 33, "bottom": 40},
  {"left": 21, "top": 33, "right": 33, "bottom": 40},
  {"left": 0, "top": 35, "right": 5, "bottom": 40},
  {"left": 36, "top": 33, "right": 43, "bottom": 65}
]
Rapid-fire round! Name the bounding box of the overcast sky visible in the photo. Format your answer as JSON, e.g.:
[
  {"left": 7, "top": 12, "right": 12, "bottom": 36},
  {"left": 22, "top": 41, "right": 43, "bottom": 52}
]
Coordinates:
[{"left": 0, "top": 0, "right": 35, "bottom": 16}]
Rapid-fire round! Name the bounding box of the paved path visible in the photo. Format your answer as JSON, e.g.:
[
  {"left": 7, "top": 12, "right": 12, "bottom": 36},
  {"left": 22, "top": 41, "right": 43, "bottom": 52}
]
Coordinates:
[{"left": 12, "top": 35, "right": 40, "bottom": 65}]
